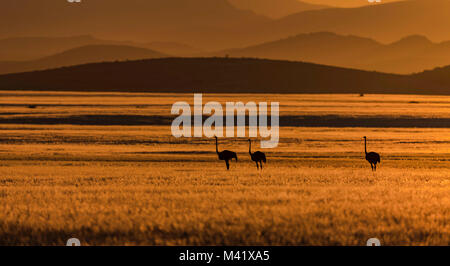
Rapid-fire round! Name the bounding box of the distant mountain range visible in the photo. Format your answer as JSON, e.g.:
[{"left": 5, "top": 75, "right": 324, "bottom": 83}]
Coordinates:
[
  {"left": 263, "top": 0, "right": 450, "bottom": 44},
  {"left": 0, "top": 35, "right": 199, "bottom": 62},
  {"left": 144, "top": 42, "right": 202, "bottom": 57},
  {"left": 0, "top": 57, "right": 449, "bottom": 95},
  {"left": 0, "top": 45, "right": 168, "bottom": 75},
  {"left": 5, "top": 31, "right": 450, "bottom": 75},
  {"left": 302, "top": 0, "right": 399, "bottom": 7},
  {"left": 2, "top": 0, "right": 450, "bottom": 79},
  {"left": 4, "top": 31, "right": 450, "bottom": 75},
  {"left": 3, "top": 0, "right": 450, "bottom": 50},
  {"left": 0, "top": 0, "right": 269, "bottom": 50},
  {"left": 228, "top": 0, "right": 328, "bottom": 18},
  {"left": 218, "top": 32, "right": 450, "bottom": 74},
  {"left": 0, "top": 35, "right": 110, "bottom": 61}
]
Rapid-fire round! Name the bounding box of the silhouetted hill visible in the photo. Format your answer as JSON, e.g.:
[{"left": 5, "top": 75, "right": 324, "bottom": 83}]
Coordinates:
[
  {"left": 4, "top": 0, "right": 450, "bottom": 51},
  {"left": 260, "top": 0, "right": 450, "bottom": 44},
  {"left": 228, "top": 0, "right": 328, "bottom": 18},
  {"left": 0, "top": 0, "right": 269, "bottom": 51},
  {"left": 1, "top": 57, "right": 449, "bottom": 95},
  {"left": 0, "top": 35, "right": 113, "bottom": 61},
  {"left": 0, "top": 45, "right": 168, "bottom": 74},
  {"left": 144, "top": 42, "right": 203, "bottom": 56},
  {"left": 219, "top": 32, "right": 380, "bottom": 69},
  {"left": 306, "top": 0, "right": 398, "bottom": 8},
  {"left": 0, "top": 35, "right": 198, "bottom": 61},
  {"left": 218, "top": 32, "right": 450, "bottom": 74}
]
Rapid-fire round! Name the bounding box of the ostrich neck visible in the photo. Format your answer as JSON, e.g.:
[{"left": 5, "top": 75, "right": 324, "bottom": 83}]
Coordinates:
[
  {"left": 215, "top": 138, "right": 219, "bottom": 154},
  {"left": 365, "top": 138, "right": 367, "bottom": 154}
]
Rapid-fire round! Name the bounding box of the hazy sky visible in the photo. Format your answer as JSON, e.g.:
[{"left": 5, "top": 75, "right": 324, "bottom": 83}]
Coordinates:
[{"left": 306, "top": 0, "right": 403, "bottom": 7}]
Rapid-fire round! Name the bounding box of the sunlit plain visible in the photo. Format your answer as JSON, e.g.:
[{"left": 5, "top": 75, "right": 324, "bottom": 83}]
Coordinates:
[{"left": 0, "top": 92, "right": 448, "bottom": 245}]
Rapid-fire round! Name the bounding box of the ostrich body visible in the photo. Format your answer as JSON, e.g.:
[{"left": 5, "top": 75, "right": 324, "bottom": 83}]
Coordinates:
[
  {"left": 364, "top": 136, "right": 380, "bottom": 171},
  {"left": 215, "top": 136, "right": 237, "bottom": 170},
  {"left": 248, "top": 139, "right": 266, "bottom": 170}
]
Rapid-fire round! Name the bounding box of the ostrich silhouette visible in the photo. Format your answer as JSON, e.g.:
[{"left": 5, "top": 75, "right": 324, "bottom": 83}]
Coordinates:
[
  {"left": 215, "top": 136, "right": 237, "bottom": 170},
  {"left": 248, "top": 139, "right": 266, "bottom": 170},
  {"left": 364, "top": 136, "right": 380, "bottom": 171}
]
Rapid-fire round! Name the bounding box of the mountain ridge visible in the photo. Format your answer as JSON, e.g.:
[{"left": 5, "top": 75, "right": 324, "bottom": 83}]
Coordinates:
[
  {"left": 259, "top": 0, "right": 450, "bottom": 45},
  {"left": 228, "top": 0, "right": 329, "bottom": 18},
  {"left": 0, "top": 57, "right": 448, "bottom": 95},
  {"left": 0, "top": 0, "right": 270, "bottom": 50},
  {"left": 0, "top": 35, "right": 199, "bottom": 61},
  {"left": 217, "top": 32, "right": 450, "bottom": 73},
  {"left": 3, "top": 0, "right": 450, "bottom": 50},
  {"left": 0, "top": 45, "right": 168, "bottom": 74}
]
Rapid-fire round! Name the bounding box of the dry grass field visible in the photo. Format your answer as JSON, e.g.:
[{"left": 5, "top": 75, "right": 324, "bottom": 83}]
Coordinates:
[{"left": 0, "top": 91, "right": 449, "bottom": 246}]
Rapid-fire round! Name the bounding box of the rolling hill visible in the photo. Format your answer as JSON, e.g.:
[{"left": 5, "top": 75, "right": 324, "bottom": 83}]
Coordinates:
[
  {"left": 144, "top": 42, "right": 203, "bottom": 56},
  {"left": 218, "top": 32, "right": 450, "bottom": 74},
  {"left": 0, "top": 45, "right": 168, "bottom": 74},
  {"left": 219, "top": 32, "right": 381, "bottom": 69},
  {"left": 228, "top": 0, "right": 328, "bottom": 18},
  {"left": 6, "top": 0, "right": 450, "bottom": 51},
  {"left": 303, "top": 0, "right": 400, "bottom": 7},
  {"left": 0, "top": 57, "right": 448, "bottom": 95},
  {"left": 0, "top": 0, "right": 269, "bottom": 51},
  {"left": 0, "top": 35, "right": 199, "bottom": 61},
  {"left": 0, "top": 35, "right": 112, "bottom": 61},
  {"left": 262, "top": 0, "right": 450, "bottom": 44}
]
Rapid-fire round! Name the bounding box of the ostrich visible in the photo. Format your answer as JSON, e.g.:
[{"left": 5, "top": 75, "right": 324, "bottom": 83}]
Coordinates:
[
  {"left": 248, "top": 139, "right": 266, "bottom": 170},
  {"left": 215, "top": 136, "right": 237, "bottom": 170},
  {"left": 364, "top": 136, "right": 380, "bottom": 171}
]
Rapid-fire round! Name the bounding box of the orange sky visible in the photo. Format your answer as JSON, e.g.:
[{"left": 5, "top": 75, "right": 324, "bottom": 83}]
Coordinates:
[{"left": 306, "top": 0, "right": 402, "bottom": 7}]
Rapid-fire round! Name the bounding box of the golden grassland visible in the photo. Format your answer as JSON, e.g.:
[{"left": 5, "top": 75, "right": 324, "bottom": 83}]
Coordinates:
[
  {"left": 0, "top": 92, "right": 449, "bottom": 245},
  {"left": 1, "top": 92, "right": 450, "bottom": 118}
]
